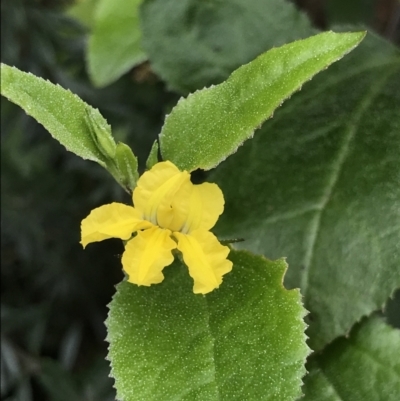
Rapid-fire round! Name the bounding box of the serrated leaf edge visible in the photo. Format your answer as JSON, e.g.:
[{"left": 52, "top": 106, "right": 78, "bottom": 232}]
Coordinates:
[{"left": 104, "top": 250, "right": 312, "bottom": 401}]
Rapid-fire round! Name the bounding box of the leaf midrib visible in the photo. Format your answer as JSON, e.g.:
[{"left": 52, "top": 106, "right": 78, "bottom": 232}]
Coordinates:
[{"left": 299, "top": 64, "right": 399, "bottom": 300}]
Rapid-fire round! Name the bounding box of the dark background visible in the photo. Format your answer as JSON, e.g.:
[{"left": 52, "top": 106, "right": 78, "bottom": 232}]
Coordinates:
[{"left": 1, "top": 1, "right": 399, "bottom": 400}]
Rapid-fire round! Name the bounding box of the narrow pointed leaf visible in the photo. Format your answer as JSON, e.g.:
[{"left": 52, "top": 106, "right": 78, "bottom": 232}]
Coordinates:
[
  {"left": 160, "top": 31, "right": 365, "bottom": 172},
  {"left": 0, "top": 63, "right": 110, "bottom": 166},
  {"left": 106, "top": 250, "right": 309, "bottom": 400}
]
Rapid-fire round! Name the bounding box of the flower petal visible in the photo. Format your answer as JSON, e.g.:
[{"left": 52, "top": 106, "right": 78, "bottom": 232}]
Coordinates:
[
  {"left": 174, "top": 182, "right": 225, "bottom": 233},
  {"left": 80, "top": 203, "right": 152, "bottom": 248},
  {"left": 133, "top": 161, "right": 190, "bottom": 227},
  {"left": 174, "top": 229, "right": 232, "bottom": 294},
  {"left": 122, "top": 227, "right": 177, "bottom": 286}
]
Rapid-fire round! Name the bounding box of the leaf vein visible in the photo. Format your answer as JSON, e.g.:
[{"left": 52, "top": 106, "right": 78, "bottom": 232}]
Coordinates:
[
  {"left": 300, "top": 67, "right": 397, "bottom": 299},
  {"left": 350, "top": 342, "right": 400, "bottom": 379},
  {"left": 261, "top": 205, "right": 321, "bottom": 226},
  {"left": 318, "top": 366, "right": 345, "bottom": 401}
]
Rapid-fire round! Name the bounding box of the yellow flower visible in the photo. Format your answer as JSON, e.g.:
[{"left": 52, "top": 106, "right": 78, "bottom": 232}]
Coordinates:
[{"left": 81, "top": 161, "right": 232, "bottom": 294}]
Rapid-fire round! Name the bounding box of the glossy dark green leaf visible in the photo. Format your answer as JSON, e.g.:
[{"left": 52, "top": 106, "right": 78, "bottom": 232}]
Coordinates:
[
  {"left": 211, "top": 32, "right": 400, "bottom": 350},
  {"left": 107, "top": 250, "right": 309, "bottom": 400}
]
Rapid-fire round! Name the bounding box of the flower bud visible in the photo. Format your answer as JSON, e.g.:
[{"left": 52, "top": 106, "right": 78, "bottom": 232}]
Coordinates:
[{"left": 85, "top": 107, "right": 117, "bottom": 160}]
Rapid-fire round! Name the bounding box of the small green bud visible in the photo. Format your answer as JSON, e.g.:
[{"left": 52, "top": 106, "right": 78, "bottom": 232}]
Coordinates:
[
  {"left": 115, "top": 142, "right": 139, "bottom": 191},
  {"left": 85, "top": 106, "right": 117, "bottom": 160},
  {"left": 146, "top": 140, "right": 159, "bottom": 170}
]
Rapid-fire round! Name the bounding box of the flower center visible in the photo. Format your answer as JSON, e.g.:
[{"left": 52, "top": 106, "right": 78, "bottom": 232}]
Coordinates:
[{"left": 144, "top": 173, "right": 189, "bottom": 228}]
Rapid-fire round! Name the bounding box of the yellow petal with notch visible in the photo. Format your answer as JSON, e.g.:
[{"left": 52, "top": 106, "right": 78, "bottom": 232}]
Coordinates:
[
  {"left": 174, "top": 229, "right": 232, "bottom": 294},
  {"left": 122, "top": 226, "right": 177, "bottom": 286},
  {"left": 80, "top": 202, "right": 153, "bottom": 248},
  {"left": 133, "top": 161, "right": 190, "bottom": 227}
]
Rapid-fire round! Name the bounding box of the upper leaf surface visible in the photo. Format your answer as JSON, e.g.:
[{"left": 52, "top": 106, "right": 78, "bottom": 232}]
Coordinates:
[
  {"left": 140, "top": 0, "right": 314, "bottom": 93},
  {"left": 301, "top": 316, "right": 400, "bottom": 401},
  {"left": 88, "top": 0, "right": 146, "bottom": 87},
  {"left": 106, "top": 250, "right": 309, "bottom": 400},
  {"left": 0, "top": 63, "right": 111, "bottom": 166},
  {"left": 211, "top": 32, "right": 400, "bottom": 350},
  {"left": 160, "top": 31, "right": 365, "bottom": 172}
]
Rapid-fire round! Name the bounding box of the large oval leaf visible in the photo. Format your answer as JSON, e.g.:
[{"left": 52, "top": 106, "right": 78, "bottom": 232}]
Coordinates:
[
  {"left": 211, "top": 32, "right": 400, "bottom": 350},
  {"left": 106, "top": 250, "right": 309, "bottom": 400},
  {"left": 159, "top": 31, "right": 365, "bottom": 172}
]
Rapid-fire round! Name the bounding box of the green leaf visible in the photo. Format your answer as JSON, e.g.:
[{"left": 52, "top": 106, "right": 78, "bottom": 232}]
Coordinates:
[
  {"left": 159, "top": 31, "right": 365, "bottom": 172},
  {"left": 67, "top": 0, "right": 100, "bottom": 29},
  {"left": 211, "top": 32, "right": 400, "bottom": 350},
  {"left": 0, "top": 63, "right": 110, "bottom": 166},
  {"left": 301, "top": 316, "right": 400, "bottom": 401},
  {"left": 106, "top": 250, "right": 309, "bottom": 401},
  {"left": 140, "top": 0, "right": 314, "bottom": 93},
  {"left": 88, "top": 0, "right": 146, "bottom": 87},
  {"left": 145, "top": 140, "right": 159, "bottom": 170},
  {"left": 114, "top": 142, "right": 139, "bottom": 191}
]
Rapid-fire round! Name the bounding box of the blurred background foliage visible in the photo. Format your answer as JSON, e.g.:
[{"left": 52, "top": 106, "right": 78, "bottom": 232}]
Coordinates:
[{"left": 1, "top": 0, "right": 399, "bottom": 400}]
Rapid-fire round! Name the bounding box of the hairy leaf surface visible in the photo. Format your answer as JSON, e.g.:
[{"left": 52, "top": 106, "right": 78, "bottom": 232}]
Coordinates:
[
  {"left": 160, "top": 32, "right": 365, "bottom": 172},
  {"left": 107, "top": 251, "right": 309, "bottom": 400},
  {"left": 212, "top": 33, "right": 400, "bottom": 350},
  {"left": 141, "top": 0, "right": 314, "bottom": 92}
]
